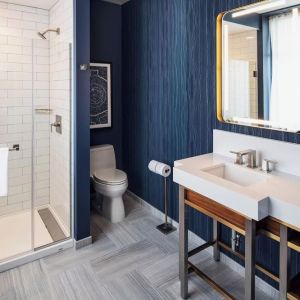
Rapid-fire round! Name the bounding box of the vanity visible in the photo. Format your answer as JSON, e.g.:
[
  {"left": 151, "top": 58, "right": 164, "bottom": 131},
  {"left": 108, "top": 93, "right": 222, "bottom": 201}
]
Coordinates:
[
  {"left": 174, "top": 130, "right": 300, "bottom": 299},
  {"left": 174, "top": 0, "right": 300, "bottom": 299}
]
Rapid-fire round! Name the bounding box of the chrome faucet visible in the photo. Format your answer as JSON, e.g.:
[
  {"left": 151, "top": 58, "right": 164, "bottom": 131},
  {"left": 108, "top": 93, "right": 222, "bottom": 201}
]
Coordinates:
[
  {"left": 230, "top": 149, "right": 257, "bottom": 169},
  {"left": 261, "top": 158, "right": 277, "bottom": 173}
]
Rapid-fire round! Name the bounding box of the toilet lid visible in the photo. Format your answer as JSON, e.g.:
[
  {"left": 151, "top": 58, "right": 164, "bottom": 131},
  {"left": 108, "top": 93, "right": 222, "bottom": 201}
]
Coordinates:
[{"left": 93, "top": 168, "right": 127, "bottom": 185}]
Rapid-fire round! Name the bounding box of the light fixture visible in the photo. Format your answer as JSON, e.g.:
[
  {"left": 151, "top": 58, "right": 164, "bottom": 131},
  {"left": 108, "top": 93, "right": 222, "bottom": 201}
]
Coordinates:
[
  {"left": 293, "top": 7, "right": 299, "bottom": 16},
  {"left": 232, "top": 0, "right": 286, "bottom": 18}
]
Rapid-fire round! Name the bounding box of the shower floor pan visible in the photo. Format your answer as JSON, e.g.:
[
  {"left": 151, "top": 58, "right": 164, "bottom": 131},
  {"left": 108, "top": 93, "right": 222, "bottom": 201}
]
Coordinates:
[{"left": 0, "top": 206, "right": 66, "bottom": 262}]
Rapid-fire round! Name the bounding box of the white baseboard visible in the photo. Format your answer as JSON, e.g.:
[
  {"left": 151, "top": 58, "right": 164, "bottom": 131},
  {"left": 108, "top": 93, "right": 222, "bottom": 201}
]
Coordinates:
[
  {"left": 125, "top": 190, "right": 279, "bottom": 298},
  {"left": 75, "top": 236, "right": 92, "bottom": 250}
]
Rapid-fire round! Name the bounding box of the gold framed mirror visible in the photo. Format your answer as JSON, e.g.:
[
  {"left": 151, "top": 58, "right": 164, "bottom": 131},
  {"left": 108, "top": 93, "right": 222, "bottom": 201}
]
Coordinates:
[{"left": 217, "top": 0, "right": 300, "bottom": 134}]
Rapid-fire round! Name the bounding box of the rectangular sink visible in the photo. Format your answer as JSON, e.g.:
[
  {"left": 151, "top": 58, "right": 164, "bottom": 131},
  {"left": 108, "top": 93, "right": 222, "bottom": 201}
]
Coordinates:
[{"left": 203, "top": 163, "right": 266, "bottom": 187}]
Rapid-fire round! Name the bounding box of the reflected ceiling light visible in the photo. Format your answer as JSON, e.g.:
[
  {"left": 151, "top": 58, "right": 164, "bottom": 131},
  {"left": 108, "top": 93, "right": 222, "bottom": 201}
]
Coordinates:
[
  {"left": 293, "top": 7, "right": 299, "bottom": 16},
  {"left": 232, "top": 0, "right": 286, "bottom": 18}
]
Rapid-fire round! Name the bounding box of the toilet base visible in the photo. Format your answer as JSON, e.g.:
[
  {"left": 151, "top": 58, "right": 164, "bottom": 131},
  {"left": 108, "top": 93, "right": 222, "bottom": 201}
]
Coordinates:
[{"left": 102, "top": 196, "right": 125, "bottom": 223}]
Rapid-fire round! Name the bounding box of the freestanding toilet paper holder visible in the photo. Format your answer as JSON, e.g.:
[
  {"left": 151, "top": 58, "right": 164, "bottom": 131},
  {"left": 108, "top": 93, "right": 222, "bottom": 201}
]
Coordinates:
[
  {"left": 148, "top": 160, "right": 176, "bottom": 235},
  {"left": 156, "top": 176, "right": 177, "bottom": 235}
]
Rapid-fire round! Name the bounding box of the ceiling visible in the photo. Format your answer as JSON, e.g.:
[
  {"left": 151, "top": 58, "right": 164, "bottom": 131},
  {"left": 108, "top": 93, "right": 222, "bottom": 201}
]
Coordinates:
[
  {"left": 5, "top": 0, "right": 57, "bottom": 10},
  {"left": 5, "top": 0, "right": 130, "bottom": 9}
]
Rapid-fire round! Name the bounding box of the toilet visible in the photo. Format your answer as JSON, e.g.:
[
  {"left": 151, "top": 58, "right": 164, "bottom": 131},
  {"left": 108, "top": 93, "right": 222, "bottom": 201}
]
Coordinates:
[{"left": 90, "top": 145, "right": 128, "bottom": 223}]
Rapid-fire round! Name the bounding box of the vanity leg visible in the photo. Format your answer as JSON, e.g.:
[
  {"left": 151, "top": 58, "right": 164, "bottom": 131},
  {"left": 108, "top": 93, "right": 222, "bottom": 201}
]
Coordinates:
[
  {"left": 213, "top": 219, "right": 220, "bottom": 262},
  {"left": 245, "top": 219, "right": 256, "bottom": 300},
  {"left": 179, "top": 186, "right": 188, "bottom": 299},
  {"left": 280, "top": 224, "right": 290, "bottom": 300}
]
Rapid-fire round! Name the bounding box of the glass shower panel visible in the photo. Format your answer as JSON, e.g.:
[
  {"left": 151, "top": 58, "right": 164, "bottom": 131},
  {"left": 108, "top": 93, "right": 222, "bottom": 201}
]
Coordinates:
[
  {"left": 0, "top": 36, "right": 34, "bottom": 261},
  {"left": 33, "top": 40, "right": 71, "bottom": 249},
  {"left": 32, "top": 39, "right": 52, "bottom": 249}
]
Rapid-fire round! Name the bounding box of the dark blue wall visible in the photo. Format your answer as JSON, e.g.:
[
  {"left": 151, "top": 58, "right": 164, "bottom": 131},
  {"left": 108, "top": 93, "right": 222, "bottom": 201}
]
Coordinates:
[
  {"left": 90, "top": 0, "right": 123, "bottom": 168},
  {"left": 74, "top": 0, "right": 91, "bottom": 241},
  {"left": 122, "top": 0, "right": 300, "bottom": 287}
]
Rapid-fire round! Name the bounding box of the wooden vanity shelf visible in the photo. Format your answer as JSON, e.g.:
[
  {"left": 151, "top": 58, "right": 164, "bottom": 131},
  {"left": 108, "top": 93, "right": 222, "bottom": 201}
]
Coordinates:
[
  {"left": 257, "top": 219, "right": 300, "bottom": 300},
  {"left": 185, "top": 189, "right": 246, "bottom": 234},
  {"left": 257, "top": 218, "right": 300, "bottom": 253},
  {"left": 179, "top": 188, "right": 300, "bottom": 300}
]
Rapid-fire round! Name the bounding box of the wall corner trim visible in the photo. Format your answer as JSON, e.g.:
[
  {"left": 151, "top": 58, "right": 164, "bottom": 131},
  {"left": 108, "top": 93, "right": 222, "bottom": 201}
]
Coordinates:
[{"left": 75, "top": 236, "right": 93, "bottom": 249}]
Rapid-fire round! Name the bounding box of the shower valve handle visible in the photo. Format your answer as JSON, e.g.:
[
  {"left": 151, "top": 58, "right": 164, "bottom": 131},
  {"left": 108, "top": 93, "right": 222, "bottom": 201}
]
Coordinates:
[{"left": 50, "top": 121, "right": 61, "bottom": 132}]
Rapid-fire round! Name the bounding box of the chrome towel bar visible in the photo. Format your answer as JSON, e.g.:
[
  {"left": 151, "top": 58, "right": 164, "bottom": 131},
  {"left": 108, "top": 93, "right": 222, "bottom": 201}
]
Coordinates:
[{"left": 9, "top": 144, "right": 19, "bottom": 152}]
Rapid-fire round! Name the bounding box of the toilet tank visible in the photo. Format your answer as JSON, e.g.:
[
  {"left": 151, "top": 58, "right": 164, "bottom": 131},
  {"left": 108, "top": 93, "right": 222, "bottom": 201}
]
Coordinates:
[{"left": 90, "top": 145, "right": 116, "bottom": 176}]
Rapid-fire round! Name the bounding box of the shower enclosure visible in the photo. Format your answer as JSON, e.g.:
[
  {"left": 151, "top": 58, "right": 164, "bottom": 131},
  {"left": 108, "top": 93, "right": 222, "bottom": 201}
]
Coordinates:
[{"left": 0, "top": 34, "right": 73, "bottom": 268}]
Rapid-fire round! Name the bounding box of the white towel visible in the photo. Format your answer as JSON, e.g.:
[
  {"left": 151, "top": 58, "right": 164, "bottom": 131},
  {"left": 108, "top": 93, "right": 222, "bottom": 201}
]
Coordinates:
[{"left": 0, "top": 147, "right": 9, "bottom": 197}]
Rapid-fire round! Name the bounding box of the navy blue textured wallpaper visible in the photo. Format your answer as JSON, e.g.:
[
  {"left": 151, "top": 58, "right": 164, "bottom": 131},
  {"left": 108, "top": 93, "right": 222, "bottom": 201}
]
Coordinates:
[
  {"left": 74, "top": 0, "right": 91, "bottom": 241},
  {"left": 122, "top": 0, "right": 300, "bottom": 287},
  {"left": 90, "top": 0, "right": 123, "bottom": 168}
]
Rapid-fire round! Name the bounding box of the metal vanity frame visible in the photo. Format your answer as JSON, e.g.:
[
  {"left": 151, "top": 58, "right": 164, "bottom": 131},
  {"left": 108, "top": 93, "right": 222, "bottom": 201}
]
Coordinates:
[{"left": 179, "top": 186, "right": 300, "bottom": 300}]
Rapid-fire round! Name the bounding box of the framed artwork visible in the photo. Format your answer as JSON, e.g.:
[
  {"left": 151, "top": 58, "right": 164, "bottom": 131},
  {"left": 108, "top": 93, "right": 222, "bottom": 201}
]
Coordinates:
[{"left": 90, "top": 63, "right": 112, "bottom": 129}]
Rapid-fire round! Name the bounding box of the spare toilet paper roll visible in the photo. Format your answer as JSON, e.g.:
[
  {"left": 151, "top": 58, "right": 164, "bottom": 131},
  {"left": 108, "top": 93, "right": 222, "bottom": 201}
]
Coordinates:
[{"left": 148, "top": 160, "right": 171, "bottom": 178}]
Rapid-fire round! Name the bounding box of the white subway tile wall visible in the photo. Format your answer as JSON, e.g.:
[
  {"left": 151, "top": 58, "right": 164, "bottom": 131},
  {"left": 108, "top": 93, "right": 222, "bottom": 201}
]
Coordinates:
[
  {"left": 0, "top": 1, "right": 50, "bottom": 216},
  {"left": 229, "top": 30, "right": 258, "bottom": 119},
  {"left": 49, "top": 0, "right": 73, "bottom": 234}
]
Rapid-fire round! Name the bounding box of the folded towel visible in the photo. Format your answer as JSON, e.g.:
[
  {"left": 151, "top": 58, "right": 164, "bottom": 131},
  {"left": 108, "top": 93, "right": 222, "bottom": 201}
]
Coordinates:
[{"left": 0, "top": 147, "right": 9, "bottom": 197}]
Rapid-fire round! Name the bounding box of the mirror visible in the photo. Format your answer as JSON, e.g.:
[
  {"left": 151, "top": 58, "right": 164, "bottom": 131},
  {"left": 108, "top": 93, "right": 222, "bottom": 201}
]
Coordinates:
[{"left": 217, "top": 0, "right": 300, "bottom": 133}]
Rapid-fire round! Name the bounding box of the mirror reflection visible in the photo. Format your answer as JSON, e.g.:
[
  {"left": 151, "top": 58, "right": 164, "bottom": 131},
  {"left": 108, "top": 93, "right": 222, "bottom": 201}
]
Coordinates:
[{"left": 221, "top": 0, "right": 300, "bottom": 133}]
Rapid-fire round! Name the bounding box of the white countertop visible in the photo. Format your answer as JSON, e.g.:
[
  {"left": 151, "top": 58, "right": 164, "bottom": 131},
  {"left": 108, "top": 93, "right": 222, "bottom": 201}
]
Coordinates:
[{"left": 173, "top": 153, "right": 300, "bottom": 228}]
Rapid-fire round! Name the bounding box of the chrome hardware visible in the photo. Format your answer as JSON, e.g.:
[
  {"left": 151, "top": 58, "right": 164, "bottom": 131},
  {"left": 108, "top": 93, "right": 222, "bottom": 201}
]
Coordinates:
[
  {"left": 262, "top": 158, "right": 277, "bottom": 173},
  {"left": 50, "top": 122, "right": 61, "bottom": 132},
  {"left": 35, "top": 108, "right": 53, "bottom": 113},
  {"left": 9, "top": 144, "right": 19, "bottom": 152},
  {"left": 232, "top": 230, "right": 241, "bottom": 251},
  {"left": 230, "top": 150, "right": 244, "bottom": 165},
  {"left": 230, "top": 149, "right": 257, "bottom": 168},
  {"left": 50, "top": 115, "right": 62, "bottom": 134},
  {"left": 80, "top": 64, "right": 89, "bottom": 71}
]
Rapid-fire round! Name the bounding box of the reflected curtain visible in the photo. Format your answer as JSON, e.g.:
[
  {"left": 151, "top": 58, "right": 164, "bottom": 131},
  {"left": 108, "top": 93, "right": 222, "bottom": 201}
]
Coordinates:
[{"left": 269, "top": 9, "right": 300, "bottom": 131}]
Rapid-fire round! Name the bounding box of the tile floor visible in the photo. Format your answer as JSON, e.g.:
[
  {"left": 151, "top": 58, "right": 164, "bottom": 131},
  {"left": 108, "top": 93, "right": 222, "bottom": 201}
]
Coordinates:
[{"left": 0, "top": 197, "right": 276, "bottom": 299}]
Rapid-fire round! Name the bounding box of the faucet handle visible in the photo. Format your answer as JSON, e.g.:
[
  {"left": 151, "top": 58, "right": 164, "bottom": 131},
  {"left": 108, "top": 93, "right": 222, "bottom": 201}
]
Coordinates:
[
  {"left": 262, "top": 158, "right": 277, "bottom": 173},
  {"left": 230, "top": 149, "right": 257, "bottom": 168},
  {"left": 230, "top": 150, "right": 244, "bottom": 165}
]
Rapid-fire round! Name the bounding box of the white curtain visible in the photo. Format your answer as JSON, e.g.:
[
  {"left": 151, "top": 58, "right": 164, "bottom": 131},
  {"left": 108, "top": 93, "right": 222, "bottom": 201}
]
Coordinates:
[{"left": 269, "top": 10, "right": 300, "bottom": 131}]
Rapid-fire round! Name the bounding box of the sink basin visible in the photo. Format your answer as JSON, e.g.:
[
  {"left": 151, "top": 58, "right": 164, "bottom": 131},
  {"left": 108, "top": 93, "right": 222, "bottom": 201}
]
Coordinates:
[{"left": 203, "top": 163, "right": 266, "bottom": 187}]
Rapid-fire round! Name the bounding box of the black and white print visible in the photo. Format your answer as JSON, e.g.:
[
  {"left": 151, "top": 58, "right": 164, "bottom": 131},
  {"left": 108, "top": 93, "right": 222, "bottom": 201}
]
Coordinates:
[{"left": 90, "top": 63, "right": 112, "bottom": 128}]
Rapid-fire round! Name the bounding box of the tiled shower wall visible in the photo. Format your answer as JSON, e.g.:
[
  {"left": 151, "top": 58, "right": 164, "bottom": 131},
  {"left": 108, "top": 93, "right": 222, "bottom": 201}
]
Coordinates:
[
  {"left": 229, "top": 31, "right": 258, "bottom": 118},
  {"left": 0, "top": 2, "right": 50, "bottom": 216},
  {"left": 49, "top": 0, "right": 73, "bottom": 233}
]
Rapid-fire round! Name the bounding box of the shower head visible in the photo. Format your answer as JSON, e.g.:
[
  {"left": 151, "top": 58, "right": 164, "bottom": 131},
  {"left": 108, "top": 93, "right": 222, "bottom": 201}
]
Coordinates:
[
  {"left": 37, "top": 28, "right": 60, "bottom": 40},
  {"left": 37, "top": 32, "right": 47, "bottom": 39}
]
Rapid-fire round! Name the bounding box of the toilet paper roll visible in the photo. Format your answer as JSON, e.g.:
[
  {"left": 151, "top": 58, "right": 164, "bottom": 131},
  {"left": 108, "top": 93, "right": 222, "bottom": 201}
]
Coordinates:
[{"left": 148, "top": 160, "right": 171, "bottom": 178}]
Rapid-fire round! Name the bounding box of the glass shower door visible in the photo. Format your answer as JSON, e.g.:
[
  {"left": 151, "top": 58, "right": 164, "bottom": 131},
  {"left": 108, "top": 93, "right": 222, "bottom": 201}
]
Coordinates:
[
  {"left": 32, "top": 40, "right": 72, "bottom": 249},
  {"left": 32, "top": 38, "right": 52, "bottom": 249},
  {"left": 0, "top": 36, "right": 72, "bottom": 262}
]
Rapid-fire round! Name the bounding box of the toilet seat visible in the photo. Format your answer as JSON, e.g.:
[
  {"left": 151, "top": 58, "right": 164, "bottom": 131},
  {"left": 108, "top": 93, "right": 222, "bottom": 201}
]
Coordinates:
[{"left": 93, "top": 168, "right": 127, "bottom": 186}]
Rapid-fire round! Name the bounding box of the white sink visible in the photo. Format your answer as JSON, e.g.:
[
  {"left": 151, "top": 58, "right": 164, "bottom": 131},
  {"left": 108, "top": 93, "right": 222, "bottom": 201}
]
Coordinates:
[
  {"left": 173, "top": 153, "right": 270, "bottom": 221},
  {"left": 203, "top": 163, "right": 266, "bottom": 187}
]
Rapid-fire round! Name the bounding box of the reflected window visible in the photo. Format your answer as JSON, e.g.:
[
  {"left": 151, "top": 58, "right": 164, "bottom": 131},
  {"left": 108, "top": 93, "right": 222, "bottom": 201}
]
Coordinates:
[{"left": 269, "top": 8, "right": 300, "bottom": 131}]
